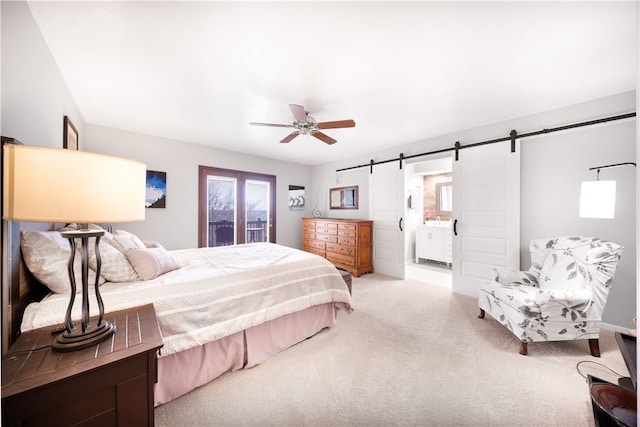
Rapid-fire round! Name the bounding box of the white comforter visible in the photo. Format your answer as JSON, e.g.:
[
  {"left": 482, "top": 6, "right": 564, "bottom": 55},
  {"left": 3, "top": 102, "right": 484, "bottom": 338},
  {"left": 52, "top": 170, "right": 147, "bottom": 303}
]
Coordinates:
[{"left": 22, "top": 243, "right": 352, "bottom": 357}]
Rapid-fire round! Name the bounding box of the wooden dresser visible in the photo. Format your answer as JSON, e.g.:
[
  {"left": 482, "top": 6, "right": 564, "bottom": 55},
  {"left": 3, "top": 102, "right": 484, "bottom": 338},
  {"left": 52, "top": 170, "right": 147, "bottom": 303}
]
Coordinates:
[
  {"left": 1, "top": 304, "right": 163, "bottom": 427},
  {"left": 302, "top": 217, "right": 373, "bottom": 277}
]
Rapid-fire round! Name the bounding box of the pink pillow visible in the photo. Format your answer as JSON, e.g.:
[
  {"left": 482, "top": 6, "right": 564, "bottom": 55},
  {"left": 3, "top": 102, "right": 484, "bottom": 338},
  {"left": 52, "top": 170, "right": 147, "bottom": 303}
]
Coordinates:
[{"left": 125, "top": 246, "right": 179, "bottom": 280}]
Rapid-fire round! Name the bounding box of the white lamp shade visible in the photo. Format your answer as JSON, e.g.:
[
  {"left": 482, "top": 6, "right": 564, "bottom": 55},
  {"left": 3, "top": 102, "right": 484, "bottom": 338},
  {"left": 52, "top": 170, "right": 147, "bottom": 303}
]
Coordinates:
[
  {"left": 3, "top": 144, "right": 146, "bottom": 223},
  {"left": 579, "top": 180, "right": 616, "bottom": 219}
]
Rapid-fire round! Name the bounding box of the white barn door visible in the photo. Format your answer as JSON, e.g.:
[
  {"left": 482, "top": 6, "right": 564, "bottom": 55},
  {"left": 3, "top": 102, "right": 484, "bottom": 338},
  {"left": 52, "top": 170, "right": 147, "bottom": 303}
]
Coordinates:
[
  {"left": 369, "top": 161, "right": 405, "bottom": 278},
  {"left": 452, "top": 140, "right": 520, "bottom": 297}
]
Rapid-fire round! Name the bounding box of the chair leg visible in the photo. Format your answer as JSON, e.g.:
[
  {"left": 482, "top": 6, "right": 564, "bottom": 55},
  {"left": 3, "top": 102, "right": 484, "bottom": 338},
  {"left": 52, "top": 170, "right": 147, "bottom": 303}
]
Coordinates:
[
  {"left": 589, "top": 338, "right": 601, "bottom": 357},
  {"left": 519, "top": 341, "right": 528, "bottom": 355},
  {"left": 478, "top": 308, "right": 485, "bottom": 319}
]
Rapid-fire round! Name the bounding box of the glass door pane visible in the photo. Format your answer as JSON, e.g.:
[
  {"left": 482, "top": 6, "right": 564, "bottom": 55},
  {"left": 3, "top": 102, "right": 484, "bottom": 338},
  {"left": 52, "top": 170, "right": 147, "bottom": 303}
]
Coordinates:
[
  {"left": 207, "top": 176, "right": 237, "bottom": 247},
  {"left": 245, "top": 179, "right": 270, "bottom": 243},
  {"left": 199, "top": 165, "right": 275, "bottom": 247}
]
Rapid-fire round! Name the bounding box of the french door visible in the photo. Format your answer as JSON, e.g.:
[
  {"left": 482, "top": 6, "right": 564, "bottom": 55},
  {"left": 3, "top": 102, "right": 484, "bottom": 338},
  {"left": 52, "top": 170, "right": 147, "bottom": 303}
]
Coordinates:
[{"left": 198, "top": 166, "right": 276, "bottom": 247}]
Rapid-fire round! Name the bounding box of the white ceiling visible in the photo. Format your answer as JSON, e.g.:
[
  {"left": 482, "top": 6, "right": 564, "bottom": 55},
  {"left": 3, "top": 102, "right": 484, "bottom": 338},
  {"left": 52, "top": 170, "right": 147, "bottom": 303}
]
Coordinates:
[{"left": 27, "top": 1, "right": 638, "bottom": 166}]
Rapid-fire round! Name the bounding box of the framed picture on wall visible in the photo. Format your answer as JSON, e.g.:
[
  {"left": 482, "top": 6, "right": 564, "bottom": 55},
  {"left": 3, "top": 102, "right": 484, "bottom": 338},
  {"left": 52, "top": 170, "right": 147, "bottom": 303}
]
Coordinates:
[
  {"left": 146, "top": 170, "right": 167, "bottom": 208},
  {"left": 63, "top": 116, "right": 78, "bottom": 150},
  {"left": 329, "top": 185, "right": 358, "bottom": 209},
  {"left": 288, "top": 185, "right": 305, "bottom": 210}
]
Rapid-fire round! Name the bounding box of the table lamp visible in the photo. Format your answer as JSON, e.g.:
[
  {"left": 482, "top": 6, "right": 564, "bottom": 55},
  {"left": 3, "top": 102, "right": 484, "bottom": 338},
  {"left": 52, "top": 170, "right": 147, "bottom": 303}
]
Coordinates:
[{"left": 3, "top": 144, "right": 146, "bottom": 352}]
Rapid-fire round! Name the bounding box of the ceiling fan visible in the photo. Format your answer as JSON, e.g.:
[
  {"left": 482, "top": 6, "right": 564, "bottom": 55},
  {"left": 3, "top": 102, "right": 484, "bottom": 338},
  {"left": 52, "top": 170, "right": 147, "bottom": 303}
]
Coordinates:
[{"left": 250, "top": 104, "right": 355, "bottom": 145}]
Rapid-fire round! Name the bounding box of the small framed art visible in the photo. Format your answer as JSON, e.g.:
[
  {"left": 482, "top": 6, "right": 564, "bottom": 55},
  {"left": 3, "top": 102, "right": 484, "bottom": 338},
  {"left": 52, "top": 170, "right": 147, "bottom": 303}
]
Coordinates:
[
  {"left": 288, "top": 185, "right": 305, "bottom": 210},
  {"left": 146, "top": 170, "right": 167, "bottom": 208},
  {"left": 63, "top": 116, "right": 78, "bottom": 150}
]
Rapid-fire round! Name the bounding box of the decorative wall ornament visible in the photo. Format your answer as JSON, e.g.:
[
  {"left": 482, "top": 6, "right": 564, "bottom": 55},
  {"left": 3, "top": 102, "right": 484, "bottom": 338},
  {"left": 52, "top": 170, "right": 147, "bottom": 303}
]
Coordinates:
[{"left": 312, "top": 192, "right": 321, "bottom": 217}]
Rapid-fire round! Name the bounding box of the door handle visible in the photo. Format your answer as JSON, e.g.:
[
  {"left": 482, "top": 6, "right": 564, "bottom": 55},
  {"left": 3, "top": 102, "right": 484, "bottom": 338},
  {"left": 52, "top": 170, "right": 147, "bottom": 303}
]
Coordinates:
[
  {"left": 453, "top": 219, "right": 458, "bottom": 236},
  {"left": 398, "top": 217, "right": 403, "bottom": 232}
]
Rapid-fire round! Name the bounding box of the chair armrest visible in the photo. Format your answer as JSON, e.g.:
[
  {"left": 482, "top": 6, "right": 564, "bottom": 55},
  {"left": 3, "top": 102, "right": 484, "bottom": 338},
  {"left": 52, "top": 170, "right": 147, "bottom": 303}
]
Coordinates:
[
  {"left": 492, "top": 268, "right": 538, "bottom": 287},
  {"left": 505, "top": 285, "right": 591, "bottom": 304},
  {"left": 546, "top": 288, "right": 592, "bottom": 303}
]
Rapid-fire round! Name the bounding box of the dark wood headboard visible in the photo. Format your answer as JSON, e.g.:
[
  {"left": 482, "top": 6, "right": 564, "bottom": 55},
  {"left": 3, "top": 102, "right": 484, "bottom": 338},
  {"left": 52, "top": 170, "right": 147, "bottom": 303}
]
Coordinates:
[
  {"left": 1, "top": 220, "right": 50, "bottom": 354},
  {"left": 1, "top": 137, "right": 51, "bottom": 354}
]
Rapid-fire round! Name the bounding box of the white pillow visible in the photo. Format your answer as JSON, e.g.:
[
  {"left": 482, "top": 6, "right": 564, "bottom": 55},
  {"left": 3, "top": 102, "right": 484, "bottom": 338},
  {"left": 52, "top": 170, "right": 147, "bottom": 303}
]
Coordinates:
[
  {"left": 21, "top": 230, "right": 105, "bottom": 294},
  {"left": 125, "top": 246, "right": 179, "bottom": 280},
  {"left": 89, "top": 241, "right": 139, "bottom": 282},
  {"left": 538, "top": 249, "right": 586, "bottom": 291},
  {"left": 109, "top": 229, "right": 146, "bottom": 253}
]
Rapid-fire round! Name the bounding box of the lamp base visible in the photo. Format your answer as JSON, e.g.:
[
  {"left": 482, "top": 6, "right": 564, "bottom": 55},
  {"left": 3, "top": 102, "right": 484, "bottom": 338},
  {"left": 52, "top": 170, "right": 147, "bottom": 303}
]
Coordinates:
[{"left": 52, "top": 321, "right": 116, "bottom": 353}]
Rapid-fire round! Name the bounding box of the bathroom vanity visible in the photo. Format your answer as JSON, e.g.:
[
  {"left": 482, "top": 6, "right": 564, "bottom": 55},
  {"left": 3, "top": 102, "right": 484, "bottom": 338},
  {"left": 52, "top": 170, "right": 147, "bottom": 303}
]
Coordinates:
[{"left": 416, "top": 222, "right": 452, "bottom": 265}]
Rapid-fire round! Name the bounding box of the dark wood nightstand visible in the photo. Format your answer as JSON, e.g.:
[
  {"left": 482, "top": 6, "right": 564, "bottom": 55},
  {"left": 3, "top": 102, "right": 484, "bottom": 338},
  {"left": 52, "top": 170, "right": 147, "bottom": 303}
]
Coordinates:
[{"left": 2, "top": 304, "right": 163, "bottom": 427}]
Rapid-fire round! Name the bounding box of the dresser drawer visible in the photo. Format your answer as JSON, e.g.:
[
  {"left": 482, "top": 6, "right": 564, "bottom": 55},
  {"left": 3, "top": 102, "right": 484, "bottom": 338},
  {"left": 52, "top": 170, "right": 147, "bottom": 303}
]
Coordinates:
[
  {"left": 326, "top": 243, "right": 355, "bottom": 257},
  {"left": 338, "top": 223, "right": 356, "bottom": 231},
  {"left": 337, "top": 229, "right": 356, "bottom": 238},
  {"left": 314, "top": 233, "right": 338, "bottom": 243},
  {"left": 316, "top": 221, "right": 338, "bottom": 229},
  {"left": 304, "top": 239, "right": 325, "bottom": 250},
  {"left": 316, "top": 227, "right": 338, "bottom": 236},
  {"left": 326, "top": 252, "right": 356, "bottom": 267},
  {"left": 338, "top": 236, "right": 356, "bottom": 246},
  {"left": 316, "top": 222, "right": 338, "bottom": 235}
]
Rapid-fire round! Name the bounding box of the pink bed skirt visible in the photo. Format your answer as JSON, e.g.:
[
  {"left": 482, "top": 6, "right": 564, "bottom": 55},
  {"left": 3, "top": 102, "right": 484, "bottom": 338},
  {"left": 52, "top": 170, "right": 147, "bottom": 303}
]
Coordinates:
[{"left": 155, "top": 303, "right": 337, "bottom": 406}]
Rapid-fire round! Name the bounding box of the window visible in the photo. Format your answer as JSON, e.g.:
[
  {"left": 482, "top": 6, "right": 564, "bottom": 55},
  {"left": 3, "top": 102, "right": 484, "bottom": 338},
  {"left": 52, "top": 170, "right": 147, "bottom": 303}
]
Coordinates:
[{"left": 198, "top": 166, "right": 276, "bottom": 247}]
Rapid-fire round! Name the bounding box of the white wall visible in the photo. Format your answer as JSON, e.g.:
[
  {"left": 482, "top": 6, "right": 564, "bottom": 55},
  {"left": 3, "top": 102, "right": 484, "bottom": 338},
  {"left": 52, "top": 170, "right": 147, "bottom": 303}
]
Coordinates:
[
  {"left": 85, "top": 125, "right": 312, "bottom": 250},
  {"left": 312, "top": 91, "right": 637, "bottom": 328},
  {"left": 520, "top": 120, "right": 636, "bottom": 330},
  {"left": 1, "top": 1, "right": 84, "bottom": 148},
  {"left": 310, "top": 164, "right": 370, "bottom": 221}
]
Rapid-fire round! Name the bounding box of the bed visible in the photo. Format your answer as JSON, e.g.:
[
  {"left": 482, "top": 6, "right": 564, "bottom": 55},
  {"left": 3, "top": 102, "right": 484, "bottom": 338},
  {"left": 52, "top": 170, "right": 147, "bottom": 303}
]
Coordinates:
[{"left": 2, "top": 221, "right": 352, "bottom": 406}]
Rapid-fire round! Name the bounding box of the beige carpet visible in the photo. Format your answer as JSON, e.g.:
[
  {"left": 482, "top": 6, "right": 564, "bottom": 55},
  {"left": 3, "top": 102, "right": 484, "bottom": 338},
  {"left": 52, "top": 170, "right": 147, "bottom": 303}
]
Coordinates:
[{"left": 155, "top": 273, "right": 629, "bottom": 427}]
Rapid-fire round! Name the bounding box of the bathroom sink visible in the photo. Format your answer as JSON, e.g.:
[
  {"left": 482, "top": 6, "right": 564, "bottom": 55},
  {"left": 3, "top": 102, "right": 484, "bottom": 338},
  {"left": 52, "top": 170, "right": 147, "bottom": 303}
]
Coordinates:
[{"left": 424, "top": 221, "right": 452, "bottom": 227}]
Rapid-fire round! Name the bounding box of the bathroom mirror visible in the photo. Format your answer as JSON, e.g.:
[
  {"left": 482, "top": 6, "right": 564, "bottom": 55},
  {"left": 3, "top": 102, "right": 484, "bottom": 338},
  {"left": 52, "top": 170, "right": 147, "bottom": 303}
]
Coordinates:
[
  {"left": 329, "top": 185, "right": 359, "bottom": 209},
  {"left": 436, "top": 182, "right": 452, "bottom": 215}
]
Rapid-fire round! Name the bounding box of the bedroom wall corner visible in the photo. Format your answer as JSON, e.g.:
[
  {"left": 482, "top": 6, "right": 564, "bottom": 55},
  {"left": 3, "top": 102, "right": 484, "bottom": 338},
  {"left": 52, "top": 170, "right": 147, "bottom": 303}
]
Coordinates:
[{"left": 1, "top": 1, "right": 84, "bottom": 149}]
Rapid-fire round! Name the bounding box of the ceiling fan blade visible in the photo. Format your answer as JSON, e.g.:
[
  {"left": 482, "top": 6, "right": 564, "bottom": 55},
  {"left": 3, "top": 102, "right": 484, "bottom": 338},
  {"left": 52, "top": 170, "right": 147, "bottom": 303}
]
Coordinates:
[
  {"left": 249, "top": 122, "right": 291, "bottom": 128},
  {"left": 280, "top": 131, "right": 300, "bottom": 144},
  {"left": 317, "top": 119, "right": 356, "bottom": 129},
  {"left": 289, "top": 104, "right": 308, "bottom": 123},
  {"left": 312, "top": 131, "right": 337, "bottom": 145}
]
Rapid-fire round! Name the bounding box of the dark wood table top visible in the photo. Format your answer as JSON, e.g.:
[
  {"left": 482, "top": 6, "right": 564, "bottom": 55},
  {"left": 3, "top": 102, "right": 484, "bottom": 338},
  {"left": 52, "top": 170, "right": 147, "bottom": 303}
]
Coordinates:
[{"left": 2, "top": 303, "right": 163, "bottom": 398}]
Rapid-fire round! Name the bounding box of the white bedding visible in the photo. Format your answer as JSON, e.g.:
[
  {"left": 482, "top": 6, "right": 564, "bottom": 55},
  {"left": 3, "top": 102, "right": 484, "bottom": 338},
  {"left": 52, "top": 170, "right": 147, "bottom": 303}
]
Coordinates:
[{"left": 21, "top": 243, "right": 352, "bottom": 357}]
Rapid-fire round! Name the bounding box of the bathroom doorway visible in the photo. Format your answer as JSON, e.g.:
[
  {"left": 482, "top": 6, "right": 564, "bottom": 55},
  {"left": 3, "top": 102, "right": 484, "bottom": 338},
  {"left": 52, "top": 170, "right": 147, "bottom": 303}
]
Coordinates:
[{"left": 404, "top": 157, "right": 453, "bottom": 288}]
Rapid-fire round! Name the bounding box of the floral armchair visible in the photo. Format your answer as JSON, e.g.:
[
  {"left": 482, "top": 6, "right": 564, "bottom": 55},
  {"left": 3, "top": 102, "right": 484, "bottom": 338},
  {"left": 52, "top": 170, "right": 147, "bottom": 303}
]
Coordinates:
[{"left": 478, "top": 236, "right": 623, "bottom": 356}]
